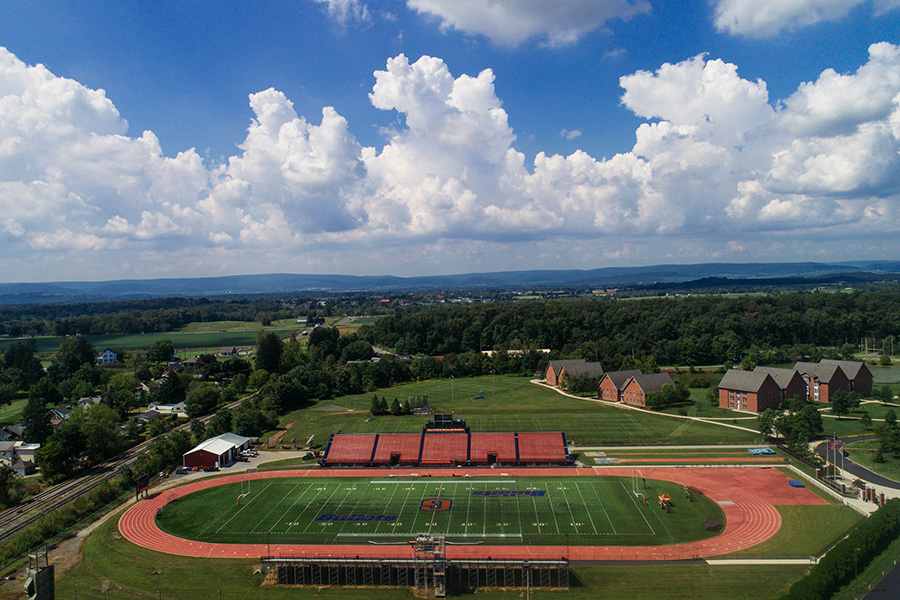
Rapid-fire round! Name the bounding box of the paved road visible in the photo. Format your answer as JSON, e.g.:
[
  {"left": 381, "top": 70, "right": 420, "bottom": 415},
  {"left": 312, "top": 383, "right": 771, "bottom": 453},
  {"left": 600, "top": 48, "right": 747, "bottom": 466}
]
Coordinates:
[
  {"left": 863, "top": 560, "right": 900, "bottom": 599},
  {"left": 814, "top": 435, "right": 900, "bottom": 490}
]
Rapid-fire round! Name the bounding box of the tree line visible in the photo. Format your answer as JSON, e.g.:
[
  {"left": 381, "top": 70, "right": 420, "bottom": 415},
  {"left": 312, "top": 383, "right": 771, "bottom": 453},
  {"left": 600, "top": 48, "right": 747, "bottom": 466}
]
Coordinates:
[{"left": 358, "top": 290, "right": 900, "bottom": 369}]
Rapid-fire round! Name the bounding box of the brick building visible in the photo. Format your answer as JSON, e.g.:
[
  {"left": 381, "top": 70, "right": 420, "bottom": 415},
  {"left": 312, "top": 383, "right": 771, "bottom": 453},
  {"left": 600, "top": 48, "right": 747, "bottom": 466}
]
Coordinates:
[
  {"left": 545, "top": 360, "right": 587, "bottom": 387},
  {"left": 621, "top": 373, "right": 676, "bottom": 408},
  {"left": 597, "top": 370, "right": 642, "bottom": 402},
  {"left": 718, "top": 370, "right": 781, "bottom": 413},
  {"left": 795, "top": 361, "right": 851, "bottom": 403}
]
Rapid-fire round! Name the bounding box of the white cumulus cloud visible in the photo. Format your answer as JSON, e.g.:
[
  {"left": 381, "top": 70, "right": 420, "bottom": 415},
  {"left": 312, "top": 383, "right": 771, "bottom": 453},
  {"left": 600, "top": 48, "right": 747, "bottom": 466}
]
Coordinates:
[
  {"left": 406, "top": 0, "right": 650, "bottom": 47},
  {"left": 713, "top": 0, "right": 896, "bottom": 37},
  {"left": 2, "top": 43, "right": 900, "bottom": 280}
]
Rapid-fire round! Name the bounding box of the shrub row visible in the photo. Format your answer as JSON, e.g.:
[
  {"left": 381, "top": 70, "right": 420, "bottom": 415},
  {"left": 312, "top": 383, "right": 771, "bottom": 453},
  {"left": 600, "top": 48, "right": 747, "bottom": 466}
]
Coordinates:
[
  {"left": 781, "top": 498, "right": 900, "bottom": 600},
  {"left": 0, "top": 479, "right": 123, "bottom": 569}
]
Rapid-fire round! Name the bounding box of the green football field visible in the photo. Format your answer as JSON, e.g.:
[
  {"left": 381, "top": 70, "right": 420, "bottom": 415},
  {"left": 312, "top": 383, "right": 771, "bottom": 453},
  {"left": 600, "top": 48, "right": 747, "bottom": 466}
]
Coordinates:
[{"left": 156, "top": 476, "right": 724, "bottom": 547}]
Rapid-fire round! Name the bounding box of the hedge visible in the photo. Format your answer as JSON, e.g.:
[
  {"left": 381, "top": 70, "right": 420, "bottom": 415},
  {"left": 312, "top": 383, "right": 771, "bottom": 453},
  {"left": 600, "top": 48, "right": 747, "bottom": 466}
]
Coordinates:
[{"left": 781, "top": 498, "right": 900, "bottom": 600}]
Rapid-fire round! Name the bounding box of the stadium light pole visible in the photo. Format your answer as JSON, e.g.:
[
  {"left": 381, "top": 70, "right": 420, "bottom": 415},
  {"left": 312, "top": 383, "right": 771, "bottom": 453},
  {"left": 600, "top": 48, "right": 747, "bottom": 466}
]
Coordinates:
[
  {"left": 450, "top": 375, "right": 454, "bottom": 403},
  {"left": 491, "top": 369, "right": 496, "bottom": 397}
]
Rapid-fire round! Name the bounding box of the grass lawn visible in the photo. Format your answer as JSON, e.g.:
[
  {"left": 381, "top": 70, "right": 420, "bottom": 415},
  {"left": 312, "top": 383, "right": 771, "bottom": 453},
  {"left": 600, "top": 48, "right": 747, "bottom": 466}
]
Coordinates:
[
  {"left": 818, "top": 415, "right": 877, "bottom": 438},
  {"left": 0, "top": 397, "right": 27, "bottom": 426},
  {"left": 54, "top": 511, "right": 810, "bottom": 600},
  {"left": 871, "top": 365, "right": 900, "bottom": 385},
  {"left": 156, "top": 476, "right": 724, "bottom": 547},
  {"left": 276, "top": 377, "right": 760, "bottom": 448},
  {"left": 721, "top": 504, "right": 863, "bottom": 559},
  {"left": 659, "top": 388, "right": 749, "bottom": 418},
  {"left": 844, "top": 439, "right": 900, "bottom": 481},
  {"left": 565, "top": 564, "right": 808, "bottom": 600}
]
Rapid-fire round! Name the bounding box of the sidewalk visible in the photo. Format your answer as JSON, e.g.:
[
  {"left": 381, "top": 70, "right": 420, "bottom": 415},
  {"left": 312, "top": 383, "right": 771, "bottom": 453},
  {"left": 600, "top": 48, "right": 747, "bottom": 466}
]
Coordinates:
[{"left": 531, "top": 380, "right": 762, "bottom": 435}]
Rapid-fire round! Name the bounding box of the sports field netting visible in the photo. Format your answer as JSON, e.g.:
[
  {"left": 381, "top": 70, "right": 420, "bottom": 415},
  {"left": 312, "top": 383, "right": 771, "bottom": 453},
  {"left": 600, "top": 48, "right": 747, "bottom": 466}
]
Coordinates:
[{"left": 156, "top": 476, "right": 724, "bottom": 547}]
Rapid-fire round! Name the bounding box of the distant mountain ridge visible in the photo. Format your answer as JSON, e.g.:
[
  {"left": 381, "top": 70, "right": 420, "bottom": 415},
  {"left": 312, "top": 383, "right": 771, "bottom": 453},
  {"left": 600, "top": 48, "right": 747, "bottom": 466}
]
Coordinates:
[{"left": 1, "top": 260, "right": 899, "bottom": 304}]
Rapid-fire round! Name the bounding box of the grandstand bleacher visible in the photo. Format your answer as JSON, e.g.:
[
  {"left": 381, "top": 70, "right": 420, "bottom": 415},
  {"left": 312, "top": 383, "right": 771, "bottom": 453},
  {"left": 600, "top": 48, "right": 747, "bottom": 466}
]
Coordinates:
[
  {"left": 322, "top": 424, "right": 571, "bottom": 467},
  {"left": 322, "top": 434, "right": 378, "bottom": 465},
  {"left": 517, "top": 432, "right": 568, "bottom": 464},
  {"left": 469, "top": 432, "right": 518, "bottom": 464},
  {"left": 421, "top": 432, "right": 469, "bottom": 464},
  {"left": 371, "top": 433, "right": 423, "bottom": 465}
]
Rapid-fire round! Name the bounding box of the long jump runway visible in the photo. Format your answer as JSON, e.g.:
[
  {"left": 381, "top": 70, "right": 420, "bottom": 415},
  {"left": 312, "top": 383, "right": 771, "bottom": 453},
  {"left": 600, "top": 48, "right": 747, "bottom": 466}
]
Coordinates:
[{"left": 119, "top": 466, "right": 825, "bottom": 562}]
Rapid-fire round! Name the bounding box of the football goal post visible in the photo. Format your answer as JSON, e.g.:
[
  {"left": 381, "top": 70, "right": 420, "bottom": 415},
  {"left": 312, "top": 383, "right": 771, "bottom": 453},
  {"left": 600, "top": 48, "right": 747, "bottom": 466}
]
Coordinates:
[{"left": 237, "top": 476, "right": 250, "bottom": 505}]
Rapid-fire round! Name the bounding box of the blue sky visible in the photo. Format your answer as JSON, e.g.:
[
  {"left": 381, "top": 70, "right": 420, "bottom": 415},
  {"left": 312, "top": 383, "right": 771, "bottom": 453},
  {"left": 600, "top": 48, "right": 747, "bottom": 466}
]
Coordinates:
[{"left": 0, "top": 0, "right": 899, "bottom": 282}]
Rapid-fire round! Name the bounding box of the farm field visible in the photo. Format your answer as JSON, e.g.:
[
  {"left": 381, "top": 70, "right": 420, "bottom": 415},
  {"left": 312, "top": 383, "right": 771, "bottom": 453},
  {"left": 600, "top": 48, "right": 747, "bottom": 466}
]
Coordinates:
[
  {"left": 156, "top": 476, "right": 723, "bottom": 547},
  {"left": 277, "top": 376, "right": 761, "bottom": 447},
  {"left": 0, "top": 324, "right": 300, "bottom": 354}
]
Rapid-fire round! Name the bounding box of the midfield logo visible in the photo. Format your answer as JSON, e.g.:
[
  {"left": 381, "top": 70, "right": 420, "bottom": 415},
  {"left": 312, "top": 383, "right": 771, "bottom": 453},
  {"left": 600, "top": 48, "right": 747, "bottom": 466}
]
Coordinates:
[{"left": 420, "top": 499, "right": 453, "bottom": 512}]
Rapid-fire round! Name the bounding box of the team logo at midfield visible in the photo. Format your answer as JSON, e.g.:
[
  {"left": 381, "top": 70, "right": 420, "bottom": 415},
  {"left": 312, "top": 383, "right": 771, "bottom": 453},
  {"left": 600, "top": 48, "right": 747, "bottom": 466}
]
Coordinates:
[{"left": 420, "top": 499, "right": 453, "bottom": 512}]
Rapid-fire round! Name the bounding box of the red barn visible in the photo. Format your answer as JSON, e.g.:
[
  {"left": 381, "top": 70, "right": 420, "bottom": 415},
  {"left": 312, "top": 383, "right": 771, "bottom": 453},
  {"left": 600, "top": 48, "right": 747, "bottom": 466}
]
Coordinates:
[{"left": 183, "top": 432, "right": 251, "bottom": 469}]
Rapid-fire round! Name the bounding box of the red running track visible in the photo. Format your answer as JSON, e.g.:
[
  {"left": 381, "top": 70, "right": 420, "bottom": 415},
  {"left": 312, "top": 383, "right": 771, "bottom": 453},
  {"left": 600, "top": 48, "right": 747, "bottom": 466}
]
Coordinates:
[{"left": 119, "top": 466, "right": 823, "bottom": 562}]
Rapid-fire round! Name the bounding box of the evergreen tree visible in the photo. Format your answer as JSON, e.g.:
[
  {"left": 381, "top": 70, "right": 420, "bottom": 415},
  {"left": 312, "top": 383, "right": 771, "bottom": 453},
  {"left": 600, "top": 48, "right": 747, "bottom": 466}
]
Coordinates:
[{"left": 255, "top": 331, "right": 284, "bottom": 374}]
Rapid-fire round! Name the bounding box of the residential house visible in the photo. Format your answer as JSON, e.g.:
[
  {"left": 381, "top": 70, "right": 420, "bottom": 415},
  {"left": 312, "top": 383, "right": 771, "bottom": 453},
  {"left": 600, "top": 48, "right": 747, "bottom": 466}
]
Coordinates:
[
  {"left": 137, "top": 409, "right": 161, "bottom": 423},
  {"left": 717, "top": 370, "right": 781, "bottom": 412},
  {"left": 136, "top": 381, "right": 152, "bottom": 404},
  {"left": 621, "top": 373, "right": 676, "bottom": 408},
  {"left": 220, "top": 346, "right": 237, "bottom": 357},
  {"left": 0, "top": 441, "right": 16, "bottom": 464},
  {"left": 545, "top": 360, "right": 588, "bottom": 387},
  {"left": 753, "top": 366, "right": 807, "bottom": 404},
  {"left": 48, "top": 407, "right": 71, "bottom": 428},
  {"left": 95, "top": 348, "right": 117, "bottom": 364},
  {"left": 162, "top": 362, "right": 185, "bottom": 376},
  {"left": 148, "top": 401, "right": 187, "bottom": 415},
  {"left": 14, "top": 442, "right": 39, "bottom": 463},
  {"left": 0, "top": 424, "right": 24, "bottom": 442},
  {"left": 597, "top": 370, "right": 642, "bottom": 402},
  {"left": 794, "top": 361, "right": 851, "bottom": 403},
  {"left": 76, "top": 395, "right": 103, "bottom": 408},
  {"left": 12, "top": 459, "right": 35, "bottom": 476}
]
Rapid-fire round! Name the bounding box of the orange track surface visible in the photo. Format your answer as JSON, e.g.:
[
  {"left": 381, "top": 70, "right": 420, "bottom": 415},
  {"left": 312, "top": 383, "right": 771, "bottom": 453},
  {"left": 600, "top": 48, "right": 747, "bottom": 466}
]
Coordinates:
[{"left": 119, "top": 466, "right": 824, "bottom": 562}]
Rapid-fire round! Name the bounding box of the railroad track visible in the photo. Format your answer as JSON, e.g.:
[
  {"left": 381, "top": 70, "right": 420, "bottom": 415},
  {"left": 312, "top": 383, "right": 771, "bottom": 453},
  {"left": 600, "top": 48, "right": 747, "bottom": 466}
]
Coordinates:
[{"left": 0, "top": 395, "right": 247, "bottom": 545}]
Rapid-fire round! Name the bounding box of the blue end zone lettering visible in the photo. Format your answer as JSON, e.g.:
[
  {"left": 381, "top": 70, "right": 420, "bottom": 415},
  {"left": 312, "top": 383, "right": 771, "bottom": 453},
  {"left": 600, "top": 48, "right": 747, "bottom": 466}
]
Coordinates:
[
  {"left": 315, "top": 513, "right": 397, "bottom": 522},
  {"left": 470, "top": 490, "right": 546, "bottom": 497}
]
